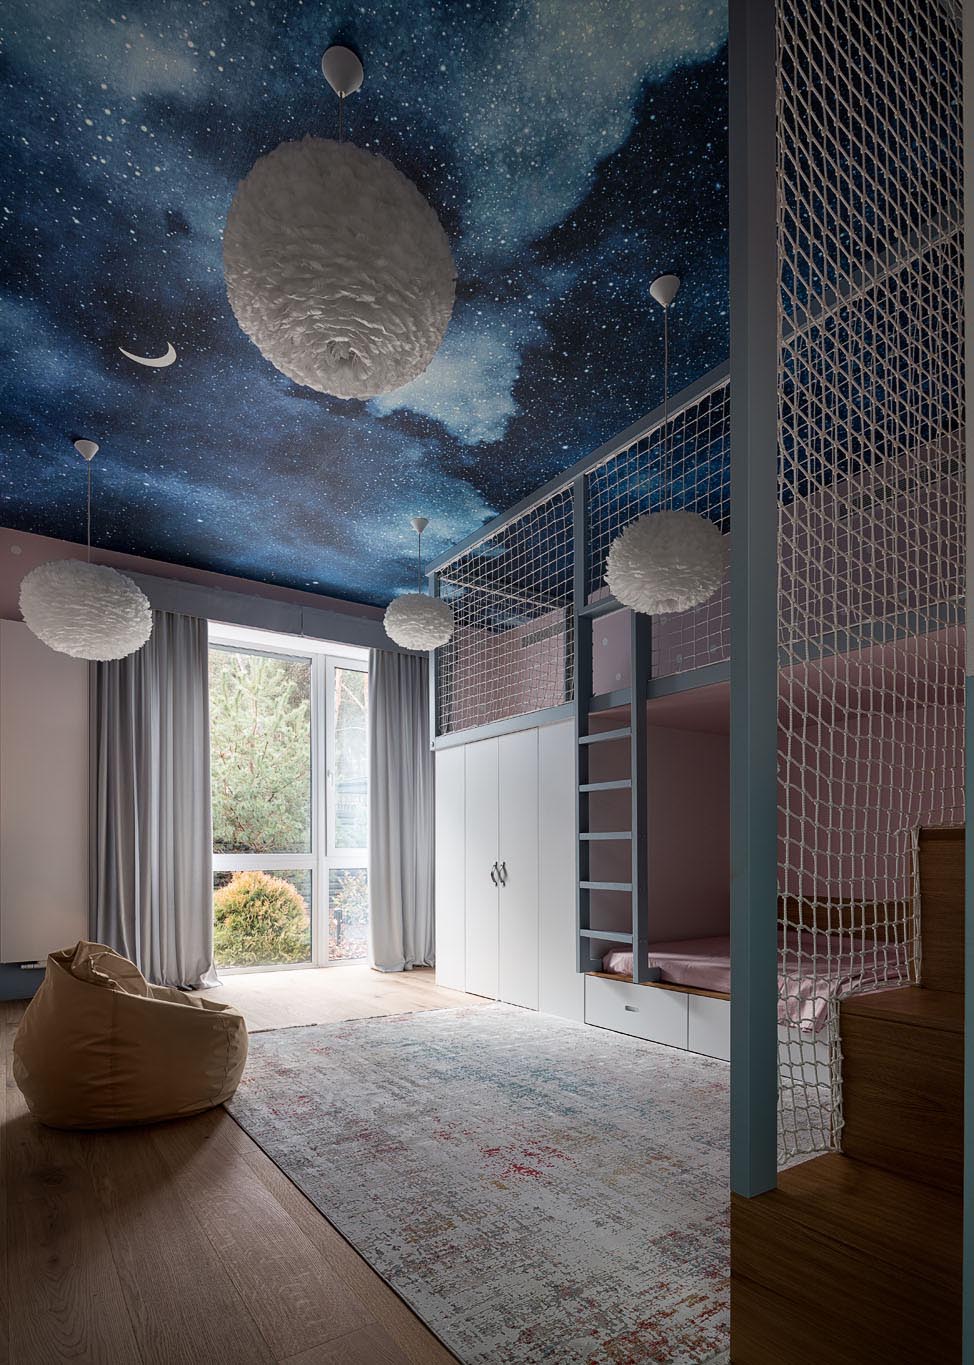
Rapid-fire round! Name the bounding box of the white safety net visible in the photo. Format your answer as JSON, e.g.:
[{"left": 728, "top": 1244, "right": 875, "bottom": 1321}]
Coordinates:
[
  {"left": 434, "top": 488, "right": 574, "bottom": 736},
  {"left": 775, "top": 0, "right": 965, "bottom": 1158}
]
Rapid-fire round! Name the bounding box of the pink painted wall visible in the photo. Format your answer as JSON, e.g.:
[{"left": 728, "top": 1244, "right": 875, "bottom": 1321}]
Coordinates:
[
  {"left": 0, "top": 526, "right": 383, "bottom": 624},
  {"left": 587, "top": 702, "right": 731, "bottom": 943},
  {"left": 439, "top": 606, "right": 568, "bottom": 733}
]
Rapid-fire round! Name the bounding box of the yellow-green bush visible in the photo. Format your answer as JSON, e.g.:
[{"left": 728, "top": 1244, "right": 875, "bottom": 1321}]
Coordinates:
[{"left": 213, "top": 870, "right": 310, "bottom": 967}]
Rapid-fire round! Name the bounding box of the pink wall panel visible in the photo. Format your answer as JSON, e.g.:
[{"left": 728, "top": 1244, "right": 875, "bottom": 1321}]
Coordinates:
[{"left": 587, "top": 711, "right": 730, "bottom": 942}]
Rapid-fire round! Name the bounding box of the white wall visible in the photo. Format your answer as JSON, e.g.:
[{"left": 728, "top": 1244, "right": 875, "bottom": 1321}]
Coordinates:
[{"left": 0, "top": 621, "right": 89, "bottom": 962}]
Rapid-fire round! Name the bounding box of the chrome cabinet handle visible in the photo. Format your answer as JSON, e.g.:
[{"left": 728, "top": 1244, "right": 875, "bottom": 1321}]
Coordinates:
[
  {"left": 490, "top": 864, "right": 499, "bottom": 885},
  {"left": 498, "top": 861, "right": 508, "bottom": 886}
]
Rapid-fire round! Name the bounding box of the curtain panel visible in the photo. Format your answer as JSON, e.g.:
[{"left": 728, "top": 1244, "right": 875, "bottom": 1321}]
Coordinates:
[
  {"left": 90, "top": 611, "right": 217, "bottom": 988},
  {"left": 368, "top": 649, "right": 435, "bottom": 972}
]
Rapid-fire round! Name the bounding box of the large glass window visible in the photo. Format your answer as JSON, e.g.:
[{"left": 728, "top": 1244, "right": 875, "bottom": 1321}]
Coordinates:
[
  {"left": 209, "top": 627, "right": 369, "bottom": 970},
  {"left": 210, "top": 650, "right": 312, "bottom": 855}
]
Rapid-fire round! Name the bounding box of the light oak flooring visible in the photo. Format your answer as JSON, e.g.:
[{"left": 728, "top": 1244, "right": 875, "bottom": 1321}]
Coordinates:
[
  {"left": 201, "top": 962, "right": 474, "bottom": 1032},
  {"left": 2, "top": 967, "right": 484, "bottom": 1365}
]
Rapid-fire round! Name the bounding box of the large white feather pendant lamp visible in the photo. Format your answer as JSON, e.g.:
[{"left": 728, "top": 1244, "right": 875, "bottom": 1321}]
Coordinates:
[
  {"left": 605, "top": 275, "right": 725, "bottom": 616},
  {"left": 384, "top": 517, "right": 455, "bottom": 650},
  {"left": 19, "top": 440, "right": 153, "bottom": 662},
  {"left": 224, "top": 46, "right": 456, "bottom": 400}
]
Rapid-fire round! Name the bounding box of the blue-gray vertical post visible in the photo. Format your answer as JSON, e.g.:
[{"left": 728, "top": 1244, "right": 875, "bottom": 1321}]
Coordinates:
[
  {"left": 728, "top": 0, "right": 780, "bottom": 1197},
  {"left": 630, "top": 610, "right": 650, "bottom": 984},
  {"left": 428, "top": 570, "right": 440, "bottom": 746},
  {"left": 962, "top": 4, "right": 973, "bottom": 1357}
]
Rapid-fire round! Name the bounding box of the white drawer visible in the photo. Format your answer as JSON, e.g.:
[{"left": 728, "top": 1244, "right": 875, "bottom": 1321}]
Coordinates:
[
  {"left": 585, "top": 976, "right": 688, "bottom": 1049},
  {"left": 687, "top": 994, "right": 730, "bottom": 1060}
]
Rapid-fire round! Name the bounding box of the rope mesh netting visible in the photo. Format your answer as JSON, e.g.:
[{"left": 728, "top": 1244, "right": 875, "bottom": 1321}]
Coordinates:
[
  {"left": 775, "top": 0, "right": 965, "bottom": 1158},
  {"left": 434, "top": 488, "right": 575, "bottom": 736}
]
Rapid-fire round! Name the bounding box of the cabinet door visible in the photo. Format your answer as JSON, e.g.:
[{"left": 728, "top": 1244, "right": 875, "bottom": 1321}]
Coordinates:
[
  {"left": 463, "top": 738, "right": 499, "bottom": 998},
  {"left": 0, "top": 621, "right": 89, "bottom": 962},
  {"left": 434, "top": 746, "right": 466, "bottom": 991},
  {"left": 539, "top": 722, "right": 584, "bottom": 1021},
  {"left": 498, "top": 728, "right": 539, "bottom": 1010}
]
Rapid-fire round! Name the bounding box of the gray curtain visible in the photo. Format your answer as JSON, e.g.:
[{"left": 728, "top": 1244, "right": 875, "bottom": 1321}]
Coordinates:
[
  {"left": 368, "top": 649, "right": 435, "bottom": 972},
  {"left": 90, "top": 611, "right": 217, "bottom": 988}
]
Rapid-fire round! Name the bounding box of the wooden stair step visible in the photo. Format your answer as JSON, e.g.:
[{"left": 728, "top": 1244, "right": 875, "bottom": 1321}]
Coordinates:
[
  {"left": 841, "top": 983, "right": 962, "bottom": 1032},
  {"left": 917, "top": 826, "right": 964, "bottom": 994},
  {"left": 732, "top": 1153, "right": 961, "bottom": 1365},
  {"left": 840, "top": 986, "right": 962, "bottom": 1193}
]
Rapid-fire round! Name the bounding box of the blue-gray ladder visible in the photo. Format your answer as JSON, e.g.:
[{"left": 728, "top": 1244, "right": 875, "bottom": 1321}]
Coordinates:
[{"left": 573, "top": 476, "right": 658, "bottom": 985}]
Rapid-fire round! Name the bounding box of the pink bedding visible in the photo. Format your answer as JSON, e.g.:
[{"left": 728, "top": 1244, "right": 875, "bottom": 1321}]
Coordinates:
[
  {"left": 602, "top": 930, "right": 912, "bottom": 1033},
  {"left": 602, "top": 936, "right": 731, "bottom": 994}
]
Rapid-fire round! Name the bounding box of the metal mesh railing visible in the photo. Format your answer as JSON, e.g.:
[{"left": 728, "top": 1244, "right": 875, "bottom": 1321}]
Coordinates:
[
  {"left": 434, "top": 487, "right": 575, "bottom": 736},
  {"left": 775, "top": 0, "right": 965, "bottom": 1160}
]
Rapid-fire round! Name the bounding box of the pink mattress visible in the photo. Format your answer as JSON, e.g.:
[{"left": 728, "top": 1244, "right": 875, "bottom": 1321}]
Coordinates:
[
  {"left": 602, "top": 930, "right": 911, "bottom": 1033},
  {"left": 602, "top": 936, "right": 731, "bottom": 994}
]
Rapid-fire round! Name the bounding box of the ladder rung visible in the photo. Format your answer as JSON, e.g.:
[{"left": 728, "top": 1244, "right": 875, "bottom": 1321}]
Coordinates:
[
  {"left": 580, "top": 880, "right": 633, "bottom": 892},
  {"left": 579, "top": 928, "right": 633, "bottom": 943},
  {"left": 578, "top": 726, "right": 631, "bottom": 745},
  {"left": 578, "top": 594, "right": 622, "bottom": 619},
  {"left": 579, "top": 831, "right": 632, "bottom": 841},
  {"left": 579, "top": 779, "right": 632, "bottom": 792},
  {"left": 588, "top": 689, "right": 632, "bottom": 714}
]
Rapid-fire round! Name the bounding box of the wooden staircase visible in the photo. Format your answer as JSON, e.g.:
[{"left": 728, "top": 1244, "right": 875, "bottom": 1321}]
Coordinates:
[{"left": 731, "top": 827, "right": 966, "bottom": 1363}]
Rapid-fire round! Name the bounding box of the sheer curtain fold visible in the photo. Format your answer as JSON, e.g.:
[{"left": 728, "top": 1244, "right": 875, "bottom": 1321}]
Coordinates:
[
  {"left": 368, "top": 649, "right": 434, "bottom": 972},
  {"left": 90, "top": 611, "right": 217, "bottom": 988}
]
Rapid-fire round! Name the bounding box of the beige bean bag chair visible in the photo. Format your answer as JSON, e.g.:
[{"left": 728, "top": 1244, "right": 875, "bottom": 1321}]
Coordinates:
[{"left": 13, "top": 940, "right": 248, "bottom": 1129}]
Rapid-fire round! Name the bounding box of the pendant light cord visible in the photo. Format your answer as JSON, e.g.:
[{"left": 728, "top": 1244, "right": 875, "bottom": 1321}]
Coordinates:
[{"left": 662, "top": 304, "right": 671, "bottom": 504}]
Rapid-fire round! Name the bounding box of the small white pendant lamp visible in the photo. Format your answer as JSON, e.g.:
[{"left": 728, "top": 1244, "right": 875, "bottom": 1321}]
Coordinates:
[
  {"left": 605, "top": 274, "right": 725, "bottom": 616},
  {"left": 19, "top": 440, "right": 153, "bottom": 661},
  {"left": 383, "top": 517, "right": 455, "bottom": 650},
  {"left": 224, "top": 45, "right": 456, "bottom": 400}
]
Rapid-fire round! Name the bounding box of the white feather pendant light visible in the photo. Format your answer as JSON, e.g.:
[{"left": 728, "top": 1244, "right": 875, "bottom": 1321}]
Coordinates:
[
  {"left": 607, "top": 275, "right": 724, "bottom": 617},
  {"left": 606, "top": 508, "right": 725, "bottom": 616},
  {"left": 383, "top": 592, "right": 455, "bottom": 650},
  {"left": 19, "top": 440, "right": 153, "bottom": 662},
  {"left": 20, "top": 559, "right": 153, "bottom": 661},
  {"left": 384, "top": 517, "right": 455, "bottom": 650},
  {"left": 224, "top": 48, "right": 456, "bottom": 400}
]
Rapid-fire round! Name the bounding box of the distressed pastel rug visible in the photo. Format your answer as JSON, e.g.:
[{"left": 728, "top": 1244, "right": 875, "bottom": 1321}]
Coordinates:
[{"left": 227, "top": 1003, "right": 729, "bottom": 1365}]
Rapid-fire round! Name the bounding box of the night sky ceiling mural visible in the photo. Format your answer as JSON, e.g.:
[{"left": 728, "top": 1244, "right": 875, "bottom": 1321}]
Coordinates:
[{"left": 0, "top": 1, "right": 729, "bottom": 608}]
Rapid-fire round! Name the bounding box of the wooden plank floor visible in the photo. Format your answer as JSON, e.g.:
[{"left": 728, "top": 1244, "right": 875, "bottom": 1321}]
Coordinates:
[{"left": 2, "top": 967, "right": 484, "bottom": 1365}]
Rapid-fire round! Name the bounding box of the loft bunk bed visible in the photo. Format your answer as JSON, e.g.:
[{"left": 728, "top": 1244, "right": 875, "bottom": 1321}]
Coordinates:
[{"left": 428, "top": 340, "right": 964, "bottom": 1147}]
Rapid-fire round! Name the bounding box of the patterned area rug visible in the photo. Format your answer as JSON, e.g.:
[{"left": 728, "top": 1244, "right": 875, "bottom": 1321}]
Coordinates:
[{"left": 227, "top": 1004, "right": 730, "bottom": 1365}]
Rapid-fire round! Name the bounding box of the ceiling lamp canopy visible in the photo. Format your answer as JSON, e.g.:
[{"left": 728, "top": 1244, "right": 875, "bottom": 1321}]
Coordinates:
[
  {"left": 606, "top": 275, "right": 725, "bottom": 617},
  {"left": 224, "top": 46, "right": 456, "bottom": 401},
  {"left": 19, "top": 440, "right": 153, "bottom": 662},
  {"left": 383, "top": 516, "right": 455, "bottom": 651}
]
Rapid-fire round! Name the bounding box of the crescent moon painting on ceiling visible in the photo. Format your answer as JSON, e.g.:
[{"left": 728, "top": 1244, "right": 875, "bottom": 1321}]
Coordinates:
[{"left": 0, "top": 1, "right": 728, "bottom": 607}]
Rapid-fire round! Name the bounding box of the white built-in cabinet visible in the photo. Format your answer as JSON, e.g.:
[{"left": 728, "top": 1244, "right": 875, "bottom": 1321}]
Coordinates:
[
  {"left": 435, "top": 720, "right": 583, "bottom": 1021},
  {"left": 434, "top": 717, "right": 727, "bottom": 1056},
  {"left": 0, "top": 620, "right": 89, "bottom": 963}
]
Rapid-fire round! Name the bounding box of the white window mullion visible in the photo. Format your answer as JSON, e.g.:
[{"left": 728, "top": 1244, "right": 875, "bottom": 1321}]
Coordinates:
[
  {"left": 312, "top": 652, "right": 330, "bottom": 965},
  {"left": 212, "top": 852, "right": 315, "bottom": 873}
]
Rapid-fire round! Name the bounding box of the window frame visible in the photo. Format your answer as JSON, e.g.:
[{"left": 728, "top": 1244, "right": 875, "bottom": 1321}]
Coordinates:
[{"left": 208, "top": 622, "right": 369, "bottom": 971}]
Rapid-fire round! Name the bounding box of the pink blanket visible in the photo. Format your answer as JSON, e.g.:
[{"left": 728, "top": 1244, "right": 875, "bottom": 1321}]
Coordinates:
[{"left": 602, "top": 930, "right": 912, "bottom": 1033}]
